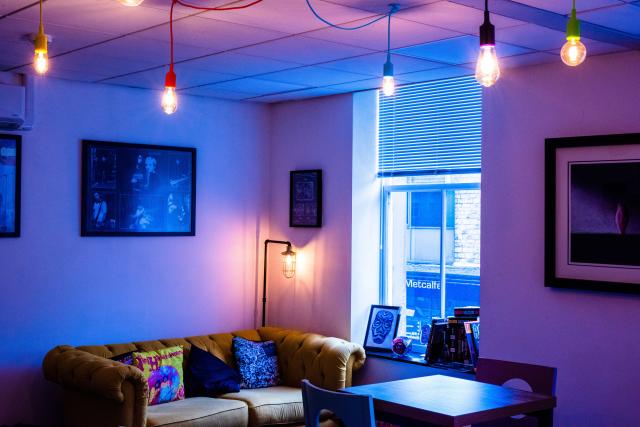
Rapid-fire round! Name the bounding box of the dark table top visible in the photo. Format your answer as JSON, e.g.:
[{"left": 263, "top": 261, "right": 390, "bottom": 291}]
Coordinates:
[{"left": 343, "top": 375, "right": 556, "bottom": 427}]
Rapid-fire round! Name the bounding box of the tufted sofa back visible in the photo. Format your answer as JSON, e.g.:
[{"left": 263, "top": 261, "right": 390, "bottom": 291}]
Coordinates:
[{"left": 71, "top": 326, "right": 365, "bottom": 390}]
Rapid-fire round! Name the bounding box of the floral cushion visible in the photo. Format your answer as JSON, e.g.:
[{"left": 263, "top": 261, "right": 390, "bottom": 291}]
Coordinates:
[
  {"left": 133, "top": 346, "right": 185, "bottom": 406},
  {"left": 232, "top": 337, "right": 281, "bottom": 389}
]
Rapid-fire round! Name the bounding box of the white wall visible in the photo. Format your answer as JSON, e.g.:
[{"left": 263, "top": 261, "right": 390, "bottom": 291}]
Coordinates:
[
  {"left": 0, "top": 77, "right": 270, "bottom": 425},
  {"left": 482, "top": 51, "right": 640, "bottom": 426}
]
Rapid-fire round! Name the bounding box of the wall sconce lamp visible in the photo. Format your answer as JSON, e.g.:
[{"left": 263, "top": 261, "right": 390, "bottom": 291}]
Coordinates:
[{"left": 262, "top": 239, "right": 297, "bottom": 327}]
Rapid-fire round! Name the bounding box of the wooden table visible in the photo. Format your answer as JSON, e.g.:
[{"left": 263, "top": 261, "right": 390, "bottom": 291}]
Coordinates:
[{"left": 343, "top": 375, "right": 556, "bottom": 427}]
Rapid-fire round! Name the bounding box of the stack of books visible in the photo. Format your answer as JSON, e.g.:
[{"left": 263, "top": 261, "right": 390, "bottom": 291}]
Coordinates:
[{"left": 425, "top": 306, "right": 480, "bottom": 370}]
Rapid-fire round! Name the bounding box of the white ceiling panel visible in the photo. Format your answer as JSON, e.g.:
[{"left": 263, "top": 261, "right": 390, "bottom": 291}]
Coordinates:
[
  {"left": 0, "top": 0, "right": 34, "bottom": 16},
  {"left": 182, "top": 52, "right": 302, "bottom": 77},
  {"left": 0, "top": 40, "right": 34, "bottom": 71},
  {"left": 250, "top": 86, "right": 343, "bottom": 103},
  {"left": 102, "top": 66, "right": 238, "bottom": 90},
  {"left": 205, "top": 77, "right": 310, "bottom": 96},
  {"left": 321, "top": 0, "right": 439, "bottom": 14},
  {"left": 498, "top": 23, "right": 566, "bottom": 50},
  {"left": 397, "top": 66, "right": 472, "bottom": 82},
  {"left": 258, "top": 65, "right": 370, "bottom": 86},
  {"left": 9, "top": 0, "right": 190, "bottom": 36},
  {"left": 136, "top": 16, "right": 287, "bottom": 51},
  {"left": 398, "top": 1, "right": 525, "bottom": 35},
  {"left": 181, "top": 86, "right": 252, "bottom": 100},
  {"left": 496, "top": 51, "right": 557, "bottom": 69},
  {"left": 324, "top": 77, "right": 390, "bottom": 92},
  {"left": 580, "top": 3, "right": 640, "bottom": 36},
  {"left": 320, "top": 52, "right": 446, "bottom": 76},
  {"left": 305, "top": 15, "right": 461, "bottom": 50},
  {"left": 48, "top": 51, "right": 160, "bottom": 81},
  {"left": 234, "top": 36, "right": 374, "bottom": 64},
  {"left": 512, "top": 0, "right": 623, "bottom": 14},
  {"left": 196, "top": 0, "right": 378, "bottom": 34}
]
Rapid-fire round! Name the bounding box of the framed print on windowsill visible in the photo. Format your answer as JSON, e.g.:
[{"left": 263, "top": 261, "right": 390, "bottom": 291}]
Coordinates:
[
  {"left": 363, "top": 305, "right": 401, "bottom": 352},
  {"left": 0, "top": 134, "right": 21, "bottom": 238},
  {"left": 81, "top": 140, "right": 196, "bottom": 236},
  {"left": 545, "top": 133, "right": 640, "bottom": 294}
]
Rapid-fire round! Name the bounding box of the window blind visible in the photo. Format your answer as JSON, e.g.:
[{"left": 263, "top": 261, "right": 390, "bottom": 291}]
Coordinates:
[{"left": 378, "top": 76, "right": 482, "bottom": 176}]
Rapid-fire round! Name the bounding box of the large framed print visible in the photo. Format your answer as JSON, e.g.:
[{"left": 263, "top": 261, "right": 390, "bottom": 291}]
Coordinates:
[
  {"left": 363, "top": 305, "right": 401, "bottom": 352},
  {"left": 81, "top": 140, "right": 196, "bottom": 236},
  {"left": 0, "top": 134, "right": 21, "bottom": 237},
  {"left": 545, "top": 133, "right": 640, "bottom": 294},
  {"left": 289, "top": 169, "right": 322, "bottom": 228}
]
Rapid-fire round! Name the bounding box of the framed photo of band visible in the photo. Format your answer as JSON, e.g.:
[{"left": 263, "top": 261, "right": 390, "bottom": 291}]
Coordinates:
[
  {"left": 545, "top": 133, "right": 640, "bottom": 294},
  {"left": 0, "top": 133, "right": 21, "bottom": 237},
  {"left": 81, "top": 140, "right": 196, "bottom": 236}
]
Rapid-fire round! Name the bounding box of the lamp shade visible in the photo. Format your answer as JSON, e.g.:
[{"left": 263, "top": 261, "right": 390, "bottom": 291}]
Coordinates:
[{"left": 281, "top": 248, "right": 296, "bottom": 279}]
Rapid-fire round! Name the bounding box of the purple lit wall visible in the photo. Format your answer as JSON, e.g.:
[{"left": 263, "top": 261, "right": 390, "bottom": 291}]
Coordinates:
[
  {"left": 482, "top": 51, "right": 640, "bottom": 425},
  {"left": 0, "top": 78, "right": 270, "bottom": 425}
]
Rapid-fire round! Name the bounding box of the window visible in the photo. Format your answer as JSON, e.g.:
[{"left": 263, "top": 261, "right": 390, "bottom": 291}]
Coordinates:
[{"left": 378, "top": 76, "right": 481, "bottom": 348}]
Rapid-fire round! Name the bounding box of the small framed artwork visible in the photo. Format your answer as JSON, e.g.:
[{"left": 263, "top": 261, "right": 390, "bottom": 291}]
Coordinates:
[
  {"left": 546, "top": 133, "right": 640, "bottom": 293},
  {"left": 81, "top": 140, "right": 196, "bottom": 236},
  {"left": 363, "top": 305, "right": 401, "bottom": 352},
  {"left": 0, "top": 134, "right": 21, "bottom": 237},
  {"left": 290, "top": 169, "right": 322, "bottom": 228}
]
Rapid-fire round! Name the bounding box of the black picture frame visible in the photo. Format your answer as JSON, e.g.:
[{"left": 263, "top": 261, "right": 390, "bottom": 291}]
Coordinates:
[
  {"left": 289, "top": 169, "right": 322, "bottom": 228},
  {"left": 81, "top": 140, "right": 196, "bottom": 236},
  {"left": 545, "top": 133, "right": 640, "bottom": 294},
  {"left": 363, "top": 305, "right": 401, "bottom": 352},
  {"left": 0, "top": 133, "right": 21, "bottom": 238}
]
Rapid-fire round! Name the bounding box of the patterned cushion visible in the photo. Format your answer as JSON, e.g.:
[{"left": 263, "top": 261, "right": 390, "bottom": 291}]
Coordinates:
[
  {"left": 110, "top": 351, "right": 134, "bottom": 366},
  {"left": 133, "top": 346, "right": 186, "bottom": 406},
  {"left": 232, "top": 337, "right": 281, "bottom": 389}
]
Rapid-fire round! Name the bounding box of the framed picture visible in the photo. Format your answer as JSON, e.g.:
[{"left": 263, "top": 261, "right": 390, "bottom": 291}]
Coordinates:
[
  {"left": 545, "top": 133, "right": 640, "bottom": 293},
  {"left": 0, "top": 134, "right": 21, "bottom": 237},
  {"left": 289, "top": 169, "right": 322, "bottom": 228},
  {"left": 81, "top": 140, "right": 196, "bottom": 236},
  {"left": 363, "top": 305, "right": 401, "bottom": 352}
]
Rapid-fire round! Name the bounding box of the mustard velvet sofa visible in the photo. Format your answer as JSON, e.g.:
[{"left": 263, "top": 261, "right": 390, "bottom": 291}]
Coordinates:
[{"left": 42, "top": 327, "right": 366, "bottom": 427}]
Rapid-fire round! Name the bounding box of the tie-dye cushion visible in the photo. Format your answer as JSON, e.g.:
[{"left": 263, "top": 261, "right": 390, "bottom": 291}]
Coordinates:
[
  {"left": 133, "top": 346, "right": 185, "bottom": 406},
  {"left": 232, "top": 337, "right": 281, "bottom": 389}
]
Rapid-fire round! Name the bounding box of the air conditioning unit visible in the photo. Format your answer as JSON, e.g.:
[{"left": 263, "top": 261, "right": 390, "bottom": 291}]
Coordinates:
[{"left": 0, "top": 73, "right": 34, "bottom": 131}]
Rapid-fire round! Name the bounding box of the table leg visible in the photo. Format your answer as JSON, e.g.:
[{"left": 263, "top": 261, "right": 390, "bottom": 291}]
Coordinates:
[{"left": 529, "top": 409, "right": 554, "bottom": 427}]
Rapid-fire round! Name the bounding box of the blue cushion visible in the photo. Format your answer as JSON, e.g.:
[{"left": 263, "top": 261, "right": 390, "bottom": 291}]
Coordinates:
[
  {"left": 185, "top": 346, "right": 241, "bottom": 397},
  {"left": 232, "top": 337, "right": 281, "bottom": 389}
]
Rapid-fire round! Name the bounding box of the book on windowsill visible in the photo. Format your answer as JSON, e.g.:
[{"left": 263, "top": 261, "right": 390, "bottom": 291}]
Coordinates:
[{"left": 454, "top": 306, "right": 480, "bottom": 317}]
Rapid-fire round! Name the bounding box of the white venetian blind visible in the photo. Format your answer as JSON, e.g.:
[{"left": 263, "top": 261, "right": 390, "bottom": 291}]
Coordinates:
[{"left": 378, "top": 75, "right": 482, "bottom": 176}]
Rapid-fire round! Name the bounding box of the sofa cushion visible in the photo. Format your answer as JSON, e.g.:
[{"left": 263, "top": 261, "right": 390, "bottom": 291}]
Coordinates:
[
  {"left": 232, "top": 338, "right": 281, "bottom": 389},
  {"left": 186, "top": 346, "right": 241, "bottom": 397},
  {"left": 219, "top": 386, "right": 304, "bottom": 427},
  {"left": 134, "top": 346, "right": 185, "bottom": 406},
  {"left": 146, "top": 397, "right": 248, "bottom": 427}
]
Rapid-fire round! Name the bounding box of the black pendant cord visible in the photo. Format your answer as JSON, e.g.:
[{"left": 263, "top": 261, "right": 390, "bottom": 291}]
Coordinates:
[{"left": 262, "top": 239, "right": 292, "bottom": 327}]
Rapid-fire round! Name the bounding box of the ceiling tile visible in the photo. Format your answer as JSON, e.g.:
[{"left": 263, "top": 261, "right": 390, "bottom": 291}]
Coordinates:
[
  {"left": 496, "top": 51, "right": 557, "bottom": 69},
  {"left": 205, "top": 77, "right": 310, "bottom": 96},
  {"left": 395, "top": 35, "right": 532, "bottom": 65},
  {"left": 136, "top": 16, "right": 287, "bottom": 51},
  {"left": 0, "top": 0, "right": 35, "bottom": 16},
  {"left": 9, "top": 0, "right": 190, "bottom": 36},
  {"left": 101, "top": 66, "right": 238, "bottom": 90},
  {"left": 580, "top": 4, "right": 640, "bottom": 36},
  {"left": 182, "top": 52, "right": 302, "bottom": 77},
  {"left": 258, "top": 65, "right": 370, "bottom": 86},
  {"left": 498, "top": 23, "right": 566, "bottom": 51},
  {"left": 321, "top": 0, "right": 439, "bottom": 14},
  {"left": 180, "top": 86, "right": 251, "bottom": 100},
  {"left": 0, "top": 40, "right": 35, "bottom": 71},
  {"left": 196, "top": 0, "right": 378, "bottom": 34},
  {"left": 304, "top": 15, "right": 461, "bottom": 50},
  {"left": 320, "top": 52, "right": 445, "bottom": 76},
  {"left": 396, "top": 66, "right": 473, "bottom": 83},
  {"left": 324, "top": 77, "right": 387, "bottom": 92},
  {"left": 546, "top": 37, "right": 626, "bottom": 55},
  {"left": 250, "top": 87, "right": 343, "bottom": 103},
  {"left": 398, "top": 1, "right": 525, "bottom": 35},
  {"left": 513, "top": 0, "right": 623, "bottom": 14},
  {"left": 234, "top": 36, "right": 374, "bottom": 65}
]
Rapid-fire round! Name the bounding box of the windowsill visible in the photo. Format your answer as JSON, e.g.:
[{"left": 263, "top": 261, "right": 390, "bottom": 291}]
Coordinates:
[{"left": 366, "top": 350, "right": 476, "bottom": 375}]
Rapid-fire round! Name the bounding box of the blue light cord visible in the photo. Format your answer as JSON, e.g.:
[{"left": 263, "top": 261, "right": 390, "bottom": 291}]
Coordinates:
[{"left": 304, "top": 0, "right": 398, "bottom": 31}]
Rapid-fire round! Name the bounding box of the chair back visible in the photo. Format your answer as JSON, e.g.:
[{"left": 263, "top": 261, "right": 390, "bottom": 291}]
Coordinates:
[
  {"left": 476, "top": 358, "right": 557, "bottom": 396},
  {"left": 301, "top": 379, "right": 375, "bottom": 427}
]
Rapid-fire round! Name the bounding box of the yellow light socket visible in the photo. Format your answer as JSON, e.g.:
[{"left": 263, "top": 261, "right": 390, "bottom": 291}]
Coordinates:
[{"left": 34, "top": 24, "right": 48, "bottom": 53}]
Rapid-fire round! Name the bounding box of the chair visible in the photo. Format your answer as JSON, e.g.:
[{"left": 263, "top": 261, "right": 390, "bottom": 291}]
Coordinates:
[
  {"left": 474, "top": 358, "right": 557, "bottom": 427},
  {"left": 301, "top": 379, "right": 375, "bottom": 427}
]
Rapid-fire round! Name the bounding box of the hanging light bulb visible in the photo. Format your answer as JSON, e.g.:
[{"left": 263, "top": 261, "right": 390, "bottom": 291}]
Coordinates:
[
  {"left": 475, "top": 0, "right": 500, "bottom": 88},
  {"left": 380, "top": 4, "right": 399, "bottom": 96},
  {"left": 33, "top": 0, "right": 48, "bottom": 75},
  {"left": 561, "top": 0, "right": 587, "bottom": 67},
  {"left": 281, "top": 246, "right": 297, "bottom": 279},
  {"left": 118, "top": 0, "right": 144, "bottom": 6},
  {"left": 162, "top": 67, "right": 177, "bottom": 115}
]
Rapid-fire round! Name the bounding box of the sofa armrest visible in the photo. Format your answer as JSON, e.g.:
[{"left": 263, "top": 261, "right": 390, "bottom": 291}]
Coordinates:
[
  {"left": 259, "top": 328, "right": 366, "bottom": 391},
  {"left": 43, "top": 345, "right": 148, "bottom": 407}
]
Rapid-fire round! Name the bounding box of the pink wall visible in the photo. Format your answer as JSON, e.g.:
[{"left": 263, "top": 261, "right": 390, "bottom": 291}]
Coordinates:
[
  {"left": 266, "top": 94, "right": 354, "bottom": 340},
  {"left": 482, "top": 51, "right": 640, "bottom": 425},
  {"left": 0, "top": 78, "right": 270, "bottom": 425}
]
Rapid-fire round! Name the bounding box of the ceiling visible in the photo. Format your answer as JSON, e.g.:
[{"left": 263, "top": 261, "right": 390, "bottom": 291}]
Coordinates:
[{"left": 0, "top": 0, "right": 638, "bottom": 103}]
